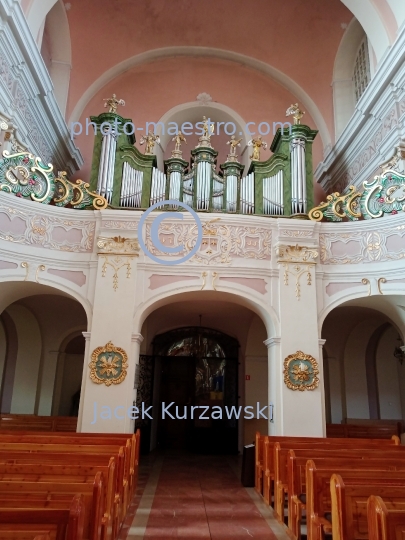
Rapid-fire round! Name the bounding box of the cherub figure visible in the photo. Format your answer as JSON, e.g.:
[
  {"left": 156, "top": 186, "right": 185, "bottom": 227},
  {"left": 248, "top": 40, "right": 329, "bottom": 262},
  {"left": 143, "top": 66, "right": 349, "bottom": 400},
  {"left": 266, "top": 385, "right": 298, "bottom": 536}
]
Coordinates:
[
  {"left": 172, "top": 131, "right": 187, "bottom": 153},
  {"left": 103, "top": 94, "right": 125, "bottom": 114},
  {"left": 248, "top": 136, "right": 268, "bottom": 161},
  {"left": 202, "top": 116, "right": 215, "bottom": 138},
  {"left": 227, "top": 135, "right": 242, "bottom": 156},
  {"left": 286, "top": 103, "right": 305, "bottom": 125},
  {"left": 140, "top": 132, "right": 160, "bottom": 155}
]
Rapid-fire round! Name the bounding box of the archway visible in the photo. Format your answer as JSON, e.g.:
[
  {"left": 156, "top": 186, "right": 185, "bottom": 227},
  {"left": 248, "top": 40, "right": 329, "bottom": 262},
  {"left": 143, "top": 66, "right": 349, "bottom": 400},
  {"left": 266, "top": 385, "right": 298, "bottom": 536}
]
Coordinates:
[
  {"left": 134, "top": 292, "right": 270, "bottom": 454},
  {"left": 321, "top": 302, "right": 405, "bottom": 426},
  {"left": 39, "top": 0, "right": 72, "bottom": 116},
  {"left": 0, "top": 282, "right": 88, "bottom": 422}
]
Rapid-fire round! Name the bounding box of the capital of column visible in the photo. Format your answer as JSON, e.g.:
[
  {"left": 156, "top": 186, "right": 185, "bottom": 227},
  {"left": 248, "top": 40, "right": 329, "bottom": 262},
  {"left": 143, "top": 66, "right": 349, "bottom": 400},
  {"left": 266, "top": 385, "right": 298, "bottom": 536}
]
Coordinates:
[
  {"left": 82, "top": 332, "right": 91, "bottom": 342},
  {"left": 264, "top": 337, "right": 281, "bottom": 349},
  {"left": 319, "top": 339, "right": 326, "bottom": 348},
  {"left": 131, "top": 333, "right": 144, "bottom": 344}
]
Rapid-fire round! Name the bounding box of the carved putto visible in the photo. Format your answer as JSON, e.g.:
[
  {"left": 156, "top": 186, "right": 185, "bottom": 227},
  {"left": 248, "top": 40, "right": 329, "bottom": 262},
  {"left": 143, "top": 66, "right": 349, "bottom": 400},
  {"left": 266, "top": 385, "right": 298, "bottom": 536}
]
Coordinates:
[
  {"left": 140, "top": 132, "right": 160, "bottom": 155},
  {"left": 248, "top": 136, "right": 267, "bottom": 161},
  {"left": 286, "top": 103, "right": 305, "bottom": 125},
  {"left": 103, "top": 94, "right": 125, "bottom": 114}
]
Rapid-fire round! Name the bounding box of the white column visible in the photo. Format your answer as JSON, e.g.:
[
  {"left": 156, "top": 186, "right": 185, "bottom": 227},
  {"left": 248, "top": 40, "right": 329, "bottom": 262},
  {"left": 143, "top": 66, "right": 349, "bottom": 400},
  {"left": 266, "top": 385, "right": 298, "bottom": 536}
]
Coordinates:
[
  {"left": 318, "top": 338, "right": 327, "bottom": 437},
  {"left": 274, "top": 243, "right": 324, "bottom": 437},
  {"left": 80, "top": 237, "right": 140, "bottom": 434},
  {"left": 264, "top": 337, "right": 282, "bottom": 436},
  {"left": 77, "top": 331, "right": 91, "bottom": 432},
  {"left": 126, "top": 333, "right": 144, "bottom": 434}
]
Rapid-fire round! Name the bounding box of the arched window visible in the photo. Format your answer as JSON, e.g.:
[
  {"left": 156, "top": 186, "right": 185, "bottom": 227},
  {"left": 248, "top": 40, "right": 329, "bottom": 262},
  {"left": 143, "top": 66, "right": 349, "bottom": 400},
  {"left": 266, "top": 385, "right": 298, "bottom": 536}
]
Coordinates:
[{"left": 353, "top": 37, "right": 371, "bottom": 103}]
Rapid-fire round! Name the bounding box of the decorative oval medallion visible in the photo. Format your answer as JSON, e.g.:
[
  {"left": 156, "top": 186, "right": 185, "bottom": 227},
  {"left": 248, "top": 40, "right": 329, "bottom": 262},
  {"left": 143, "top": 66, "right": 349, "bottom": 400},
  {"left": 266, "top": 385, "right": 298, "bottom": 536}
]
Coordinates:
[
  {"left": 283, "top": 350, "right": 319, "bottom": 391},
  {"left": 89, "top": 341, "right": 128, "bottom": 386}
]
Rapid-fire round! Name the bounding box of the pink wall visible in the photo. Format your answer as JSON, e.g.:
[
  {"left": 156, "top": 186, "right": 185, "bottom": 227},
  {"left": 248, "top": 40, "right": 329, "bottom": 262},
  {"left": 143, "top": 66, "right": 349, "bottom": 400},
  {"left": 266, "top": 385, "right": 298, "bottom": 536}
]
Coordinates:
[
  {"left": 73, "top": 56, "right": 324, "bottom": 184},
  {"left": 66, "top": 0, "right": 353, "bottom": 139}
]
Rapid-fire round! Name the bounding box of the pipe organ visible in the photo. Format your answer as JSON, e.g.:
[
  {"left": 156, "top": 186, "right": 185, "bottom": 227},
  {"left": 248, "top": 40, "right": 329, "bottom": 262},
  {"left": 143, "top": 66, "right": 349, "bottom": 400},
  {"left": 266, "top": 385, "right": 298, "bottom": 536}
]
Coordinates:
[
  {"left": 150, "top": 167, "right": 167, "bottom": 206},
  {"left": 263, "top": 171, "right": 284, "bottom": 215},
  {"left": 89, "top": 111, "right": 317, "bottom": 216},
  {"left": 96, "top": 129, "right": 117, "bottom": 204},
  {"left": 120, "top": 162, "right": 143, "bottom": 208},
  {"left": 290, "top": 138, "right": 307, "bottom": 214}
]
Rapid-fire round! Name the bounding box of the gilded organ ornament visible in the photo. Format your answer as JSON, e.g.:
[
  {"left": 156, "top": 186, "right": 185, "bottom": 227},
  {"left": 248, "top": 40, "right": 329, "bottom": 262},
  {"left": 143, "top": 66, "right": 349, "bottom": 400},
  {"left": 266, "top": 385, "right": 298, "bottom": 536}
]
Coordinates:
[
  {"left": 89, "top": 341, "right": 128, "bottom": 386},
  {"left": 286, "top": 104, "right": 305, "bottom": 125},
  {"left": 140, "top": 132, "right": 160, "bottom": 155},
  {"left": 103, "top": 94, "right": 125, "bottom": 114},
  {"left": 283, "top": 351, "right": 319, "bottom": 391},
  {"left": 248, "top": 136, "right": 268, "bottom": 161}
]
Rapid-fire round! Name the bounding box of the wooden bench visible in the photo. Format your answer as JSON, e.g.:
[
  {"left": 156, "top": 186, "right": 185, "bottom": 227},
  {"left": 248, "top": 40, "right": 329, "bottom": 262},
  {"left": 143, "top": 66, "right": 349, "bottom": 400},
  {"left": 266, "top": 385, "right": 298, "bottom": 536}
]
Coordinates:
[
  {"left": 259, "top": 434, "right": 399, "bottom": 502},
  {"left": 255, "top": 432, "right": 265, "bottom": 493},
  {"left": 0, "top": 415, "right": 77, "bottom": 432},
  {"left": 0, "top": 460, "right": 117, "bottom": 540},
  {"left": 0, "top": 494, "right": 84, "bottom": 540},
  {"left": 367, "top": 495, "right": 405, "bottom": 540},
  {"left": 330, "top": 473, "right": 405, "bottom": 540},
  {"left": 304, "top": 460, "right": 405, "bottom": 540},
  {"left": 326, "top": 423, "right": 403, "bottom": 439},
  {"left": 273, "top": 442, "right": 405, "bottom": 519},
  {"left": 289, "top": 453, "right": 405, "bottom": 538},
  {"left": 0, "top": 441, "right": 132, "bottom": 517}
]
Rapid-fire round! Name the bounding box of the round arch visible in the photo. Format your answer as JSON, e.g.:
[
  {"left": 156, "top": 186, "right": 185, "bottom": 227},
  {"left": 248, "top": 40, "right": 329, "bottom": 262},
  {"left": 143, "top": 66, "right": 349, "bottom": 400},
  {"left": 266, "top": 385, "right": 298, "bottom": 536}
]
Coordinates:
[
  {"left": 318, "top": 289, "right": 405, "bottom": 339},
  {"left": 0, "top": 280, "right": 92, "bottom": 328},
  {"left": 133, "top": 289, "right": 278, "bottom": 340},
  {"left": 156, "top": 101, "right": 251, "bottom": 171},
  {"left": 332, "top": 18, "right": 367, "bottom": 140},
  {"left": 24, "top": 0, "right": 58, "bottom": 44},
  {"left": 68, "top": 46, "right": 332, "bottom": 150},
  {"left": 340, "top": 0, "right": 392, "bottom": 62}
]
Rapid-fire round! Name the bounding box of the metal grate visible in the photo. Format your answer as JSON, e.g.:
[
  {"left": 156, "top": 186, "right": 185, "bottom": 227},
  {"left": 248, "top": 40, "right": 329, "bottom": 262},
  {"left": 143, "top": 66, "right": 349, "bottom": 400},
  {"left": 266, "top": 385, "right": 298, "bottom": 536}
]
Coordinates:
[{"left": 353, "top": 38, "right": 371, "bottom": 103}]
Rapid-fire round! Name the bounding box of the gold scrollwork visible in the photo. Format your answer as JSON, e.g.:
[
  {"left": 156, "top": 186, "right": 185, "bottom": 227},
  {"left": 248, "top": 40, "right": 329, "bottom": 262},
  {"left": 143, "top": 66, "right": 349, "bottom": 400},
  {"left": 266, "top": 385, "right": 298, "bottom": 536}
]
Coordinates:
[
  {"left": 377, "top": 277, "right": 387, "bottom": 295},
  {"left": 35, "top": 264, "right": 46, "bottom": 283},
  {"left": 212, "top": 271, "right": 218, "bottom": 291},
  {"left": 201, "top": 271, "right": 207, "bottom": 290},
  {"left": 101, "top": 256, "right": 132, "bottom": 292},
  {"left": 89, "top": 341, "right": 128, "bottom": 386},
  {"left": 362, "top": 278, "right": 371, "bottom": 296},
  {"left": 283, "top": 351, "right": 319, "bottom": 391}
]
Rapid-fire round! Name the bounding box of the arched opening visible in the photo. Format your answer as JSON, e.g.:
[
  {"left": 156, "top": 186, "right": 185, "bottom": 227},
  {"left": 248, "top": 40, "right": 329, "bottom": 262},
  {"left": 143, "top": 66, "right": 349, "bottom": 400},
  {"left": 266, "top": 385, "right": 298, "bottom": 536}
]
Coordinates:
[
  {"left": 321, "top": 303, "right": 405, "bottom": 426},
  {"left": 39, "top": 0, "right": 72, "bottom": 117},
  {"left": 0, "top": 283, "right": 88, "bottom": 424},
  {"left": 332, "top": 18, "right": 372, "bottom": 140},
  {"left": 135, "top": 293, "right": 269, "bottom": 455},
  {"left": 52, "top": 333, "right": 85, "bottom": 417},
  {"left": 156, "top": 102, "right": 250, "bottom": 172}
]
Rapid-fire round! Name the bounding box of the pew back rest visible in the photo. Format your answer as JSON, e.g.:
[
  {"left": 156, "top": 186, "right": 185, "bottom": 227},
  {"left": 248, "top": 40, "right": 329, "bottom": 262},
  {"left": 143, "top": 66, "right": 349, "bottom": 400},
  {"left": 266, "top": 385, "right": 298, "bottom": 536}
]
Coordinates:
[
  {"left": 330, "top": 474, "right": 405, "bottom": 540},
  {"left": 367, "top": 495, "right": 405, "bottom": 540}
]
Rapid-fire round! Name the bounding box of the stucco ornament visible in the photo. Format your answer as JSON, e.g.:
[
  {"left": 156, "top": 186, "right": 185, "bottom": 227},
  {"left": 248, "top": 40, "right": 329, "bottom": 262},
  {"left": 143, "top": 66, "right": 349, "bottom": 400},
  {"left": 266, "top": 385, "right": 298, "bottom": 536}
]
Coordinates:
[
  {"left": 283, "top": 351, "right": 319, "bottom": 391},
  {"left": 89, "top": 341, "right": 128, "bottom": 386}
]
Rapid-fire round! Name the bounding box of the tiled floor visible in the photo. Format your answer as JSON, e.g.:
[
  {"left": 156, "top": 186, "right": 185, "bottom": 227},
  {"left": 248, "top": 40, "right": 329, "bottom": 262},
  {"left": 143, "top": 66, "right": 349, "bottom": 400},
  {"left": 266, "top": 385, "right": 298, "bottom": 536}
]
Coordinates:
[{"left": 119, "top": 452, "right": 292, "bottom": 540}]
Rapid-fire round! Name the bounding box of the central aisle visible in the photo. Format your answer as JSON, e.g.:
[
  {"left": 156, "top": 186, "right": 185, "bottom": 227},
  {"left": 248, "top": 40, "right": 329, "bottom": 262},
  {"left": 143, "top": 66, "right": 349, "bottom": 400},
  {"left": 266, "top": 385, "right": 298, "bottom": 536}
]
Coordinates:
[{"left": 120, "top": 452, "right": 291, "bottom": 540}]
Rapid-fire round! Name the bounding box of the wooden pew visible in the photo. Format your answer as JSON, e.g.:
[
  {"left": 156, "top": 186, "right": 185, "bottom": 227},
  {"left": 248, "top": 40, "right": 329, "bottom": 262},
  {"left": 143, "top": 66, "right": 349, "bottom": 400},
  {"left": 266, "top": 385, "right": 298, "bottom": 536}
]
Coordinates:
[
  {"left": 0, "top": 415, "right": 77, "bottom": 432},
  {"left": 273, "top": 442, "right": 405, "bottom": 520},
  {"left": 304, "top": 459, "right": 405, "bottom": 540},
  {"left": 289, "top": 453, "right": 405, "bottom": 539},
  {"left": 255, "top": 432, "right": 265, "bottom": 493},
  {"left": 330, "top": 473, "right": 405, "bottom": 540},
  {"left": 0, "top": 493, "right": 84, "bottom": 540},
  {"left": 0, "top": 460, "right": 116, "bottom": 540},
  {"left": 261, "top": 434, "right": 400, "bottom": 504},
  {"left": 0, "top": 441, "right": 132, "bottom": 518},
  {"left": 367, "top": 495, "right": 405, "bottom": 540},
  {"left": 326, "top": 422, "right": 403, "bottom": 440},
  {"left": 0, "top": 472, "right": 104, "bottom": 540}
]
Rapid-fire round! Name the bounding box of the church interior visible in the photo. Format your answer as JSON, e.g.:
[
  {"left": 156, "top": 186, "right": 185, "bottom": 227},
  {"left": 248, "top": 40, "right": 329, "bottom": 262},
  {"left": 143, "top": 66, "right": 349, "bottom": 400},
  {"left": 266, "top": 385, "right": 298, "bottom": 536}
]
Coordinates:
[{"left": 0, "top": 0, "right": 405, "bottom": 538}]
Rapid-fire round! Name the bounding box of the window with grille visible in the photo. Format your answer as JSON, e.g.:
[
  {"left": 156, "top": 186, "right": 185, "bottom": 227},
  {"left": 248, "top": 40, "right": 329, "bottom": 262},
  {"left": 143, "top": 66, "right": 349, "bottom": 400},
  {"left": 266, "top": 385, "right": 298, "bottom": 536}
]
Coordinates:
[{"left": 353, "top": 38, "right": 371, "bottom": 102}]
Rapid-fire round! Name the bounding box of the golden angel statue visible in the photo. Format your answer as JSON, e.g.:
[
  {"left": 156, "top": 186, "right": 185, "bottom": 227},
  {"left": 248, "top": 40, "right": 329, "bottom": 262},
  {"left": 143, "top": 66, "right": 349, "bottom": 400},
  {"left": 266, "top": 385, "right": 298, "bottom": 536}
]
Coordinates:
[
  {"left": 202, "top": 116, "right": 215, "bottom": 138},
  {"left": 140, "top": 131, "right": 160, "bottom": 155},
  {"left": 103, "top": 94, "right": 125, "bottom": 114},
  {"left": 286, "top": 103, "right": 305, "bottom": 125},
  {"left": 227, "top": 135, "right": 242, "bottom": 156},
  {"left": 172, "top": 131, "right": 187, "bottom": 153},
  {"left": 248, "top": 136, "right": 268, "bottom": 161}
]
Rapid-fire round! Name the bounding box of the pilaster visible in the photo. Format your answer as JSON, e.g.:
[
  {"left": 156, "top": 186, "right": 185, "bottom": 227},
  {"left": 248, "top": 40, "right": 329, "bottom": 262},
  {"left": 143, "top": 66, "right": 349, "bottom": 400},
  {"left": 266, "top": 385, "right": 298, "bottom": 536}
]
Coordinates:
[{"left": 80, "top": 236, "right": 140, "bottom": 433}]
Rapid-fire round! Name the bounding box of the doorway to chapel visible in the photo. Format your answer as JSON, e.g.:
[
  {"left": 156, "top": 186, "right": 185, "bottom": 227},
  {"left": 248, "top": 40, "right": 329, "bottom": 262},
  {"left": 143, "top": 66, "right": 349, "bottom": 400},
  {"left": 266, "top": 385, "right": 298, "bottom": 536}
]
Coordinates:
[{"left": 136, "top": 326, "right": 239, "bottom": 455}]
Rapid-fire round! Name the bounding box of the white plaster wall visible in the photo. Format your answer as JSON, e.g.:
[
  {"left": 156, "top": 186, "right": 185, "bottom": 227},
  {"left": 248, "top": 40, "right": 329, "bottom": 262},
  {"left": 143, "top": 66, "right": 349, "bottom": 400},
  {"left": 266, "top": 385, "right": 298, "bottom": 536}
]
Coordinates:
[
  {"left": 7, "top": 304, "right": 42, "bottom": 414},
  {"left": 376, "top": 326, "right": 402, "bottom": 418},
  {"left": 0, "top": 320, "right": 6, "bottom": 388},
  {"left": 328, "top": 356, "right": 343, "bottom": 423},
  {"left": 398, "top": 356, "right": 405, "bottom": 421},
  {"left": 244, "top": 315, "right": 268, "bottom": 444},
  {"left": 344, "top": 321, "right": 372, "bottom": 419}
]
